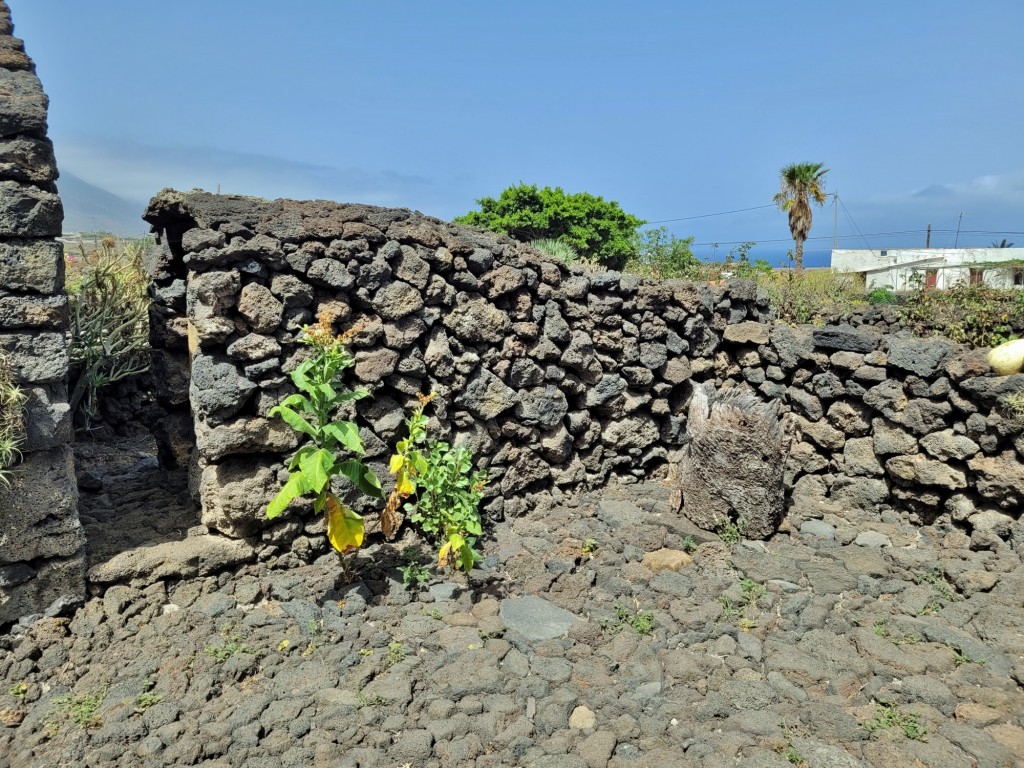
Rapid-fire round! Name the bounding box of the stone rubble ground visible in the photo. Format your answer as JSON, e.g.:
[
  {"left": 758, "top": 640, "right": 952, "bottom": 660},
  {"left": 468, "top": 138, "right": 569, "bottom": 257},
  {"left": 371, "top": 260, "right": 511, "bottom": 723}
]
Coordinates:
[{"left": 1, "top": 443, "right": 1023, "bottom": 768}]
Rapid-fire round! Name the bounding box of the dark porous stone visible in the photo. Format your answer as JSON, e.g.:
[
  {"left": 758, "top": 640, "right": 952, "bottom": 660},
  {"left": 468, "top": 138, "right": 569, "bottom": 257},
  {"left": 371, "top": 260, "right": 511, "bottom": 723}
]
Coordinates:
[
  {"left": 0, "top": 134, "right": 56, "bottom": 184},
  {"left": 189, "top": 354, "right": 258, "bottom": 421},
  {"left": 0, "top": 180, "right": 62, "bottom": 236},
  {"left": 515, "top": 385, "right": 569, "bottom": 430},
  {"left": 887, "top": 336, "right": 954, "bottom": 377},
  {"left": 307, "top": 257, "right": 355, "bottom": 290},
  {"left": 442, "top": 298, "right": 511, "bottom": 343},
  {"left": 0, "top": 67, "right": 48, "bottom": 137},
  {"left": 455, "top": 369, "right": 520, "bottom": 420},
  {"left": 811, "top": 325, "right": 881, "bottom": 353}
]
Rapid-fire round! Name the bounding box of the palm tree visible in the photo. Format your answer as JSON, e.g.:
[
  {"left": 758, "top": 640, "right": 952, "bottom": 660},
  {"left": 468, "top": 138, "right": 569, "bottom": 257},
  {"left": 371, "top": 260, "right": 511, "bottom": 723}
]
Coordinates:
[
  {"left": 773, "top": 162, "right": 829, "bottom": 272},
  {"left": 992, "top": 239, "right": 1015, "bottom": 248}
]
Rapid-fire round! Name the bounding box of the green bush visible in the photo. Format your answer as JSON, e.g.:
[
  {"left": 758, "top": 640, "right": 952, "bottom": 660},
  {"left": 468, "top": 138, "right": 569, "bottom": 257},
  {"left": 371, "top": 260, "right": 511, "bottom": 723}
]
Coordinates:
[
  {"left": 901, "top": 282, "right": 1019, "bottom": 347},
  {"left": 66, "top": 237, "right": 151, "bottom": 429},
  {"left": 455, "top": 183, "right": 645, "bottom": 270},
  {"left": 867, "top": 286, "right": 897, "bottom": 305},
  {"left": 624, "top": 227, "right": 700, "bottom": 279}
]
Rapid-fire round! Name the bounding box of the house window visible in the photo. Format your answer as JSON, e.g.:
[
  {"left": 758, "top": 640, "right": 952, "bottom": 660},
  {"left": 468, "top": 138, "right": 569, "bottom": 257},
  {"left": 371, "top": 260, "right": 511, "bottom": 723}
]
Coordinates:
[
  {"left": 969, "top": 268, "right": 983, "bottom": 286},
  {"left": 1014, "top": 269, "right": 1024, "bottom": 287},
  {"left": 880, "top": 250, "right": 888, "bottom": 257}
]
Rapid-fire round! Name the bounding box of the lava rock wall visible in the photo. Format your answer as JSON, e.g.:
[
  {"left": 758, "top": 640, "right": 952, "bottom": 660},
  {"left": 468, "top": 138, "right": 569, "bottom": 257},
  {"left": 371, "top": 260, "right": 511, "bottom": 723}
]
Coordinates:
[
  {"left": 0, "top": 1, "right": 83, "bottom": 626},
  {"left": 143, "top": 190, "right": 1024, "bottom": 558}
]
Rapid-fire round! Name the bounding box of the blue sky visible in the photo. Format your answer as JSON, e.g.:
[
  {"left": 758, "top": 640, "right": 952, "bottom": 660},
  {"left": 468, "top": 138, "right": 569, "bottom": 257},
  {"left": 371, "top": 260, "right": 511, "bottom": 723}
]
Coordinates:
[{"left": 10, "top": 1, "right": 1024, "bottom": 264}]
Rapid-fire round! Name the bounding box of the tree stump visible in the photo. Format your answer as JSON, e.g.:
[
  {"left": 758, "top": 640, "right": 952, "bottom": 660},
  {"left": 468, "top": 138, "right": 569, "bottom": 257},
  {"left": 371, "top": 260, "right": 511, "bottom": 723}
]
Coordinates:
[{"left": 675, "top": 383, "right": 794, "bottom": 539}]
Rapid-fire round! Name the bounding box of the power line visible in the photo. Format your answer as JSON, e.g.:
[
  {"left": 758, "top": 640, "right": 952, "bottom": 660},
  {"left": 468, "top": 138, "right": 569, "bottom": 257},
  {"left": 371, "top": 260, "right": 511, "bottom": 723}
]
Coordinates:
[
  {"left": 838, "top": 196, "right": 876, "bottom": 254},
  {"left": 648, "top": 204, "right": 776, "bottom": 224}
]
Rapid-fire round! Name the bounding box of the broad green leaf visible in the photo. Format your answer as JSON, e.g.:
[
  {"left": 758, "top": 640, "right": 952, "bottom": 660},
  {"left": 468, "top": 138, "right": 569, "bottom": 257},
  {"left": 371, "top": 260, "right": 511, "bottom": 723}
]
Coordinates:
[
  {"left": 272, "top": 406, "right": 318, "bottom": 439},
  {"left": 458, "top": 541, "right": 476, "bottom": 572},
  {"left": 325, "top": 494, "right": 364, "bottom": 553},
  {"left": 335, "top": 388, "right": 370, "bottom": 403},
  {"left": 299, "top": 448, "right": 333, "bottom": 494},
  {"left": 337, "top": 459, "right": 383, "bottom": 498},
  {"left": 267, "top": 472, "right": 309, "bottom": 519},
  {"left": 323, "top": 421, "right": 364, "bottom": 454},
  {"left": 278, "top": 393, "right": 315, "bottom": 413},
  {"left": 317, "top": 382, "right": 337, "bottom": 402}
]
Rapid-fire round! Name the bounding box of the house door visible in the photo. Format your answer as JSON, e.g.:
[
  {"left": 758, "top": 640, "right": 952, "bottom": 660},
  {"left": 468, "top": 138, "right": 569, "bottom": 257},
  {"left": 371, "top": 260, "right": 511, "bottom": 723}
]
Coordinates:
[{"left": 925, "top": 269, "right": 938, "bottom": 289}]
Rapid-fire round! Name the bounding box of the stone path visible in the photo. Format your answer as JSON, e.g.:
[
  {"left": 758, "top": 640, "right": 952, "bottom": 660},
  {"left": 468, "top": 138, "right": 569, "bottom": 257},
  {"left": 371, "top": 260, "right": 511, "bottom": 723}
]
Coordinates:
[{"left": 1, "top": 444, "right": 1023, "bottom": 767}]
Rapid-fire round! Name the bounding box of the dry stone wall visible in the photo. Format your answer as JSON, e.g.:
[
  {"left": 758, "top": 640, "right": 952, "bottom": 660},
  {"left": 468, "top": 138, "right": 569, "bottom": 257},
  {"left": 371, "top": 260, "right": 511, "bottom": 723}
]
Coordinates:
[
  {"left": 143, "top": 190, "right": 1024, "bottom": 559},
  {"left": 0, "top": 1, "right": 82, "bottom": 626},
  {"left": 141, "top": 191, "right": 771, "bottom": 545}
]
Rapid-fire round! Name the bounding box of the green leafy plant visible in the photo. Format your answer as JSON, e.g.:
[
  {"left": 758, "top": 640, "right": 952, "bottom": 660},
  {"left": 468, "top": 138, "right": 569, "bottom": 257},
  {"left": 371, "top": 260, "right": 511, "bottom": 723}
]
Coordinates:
[
  {"left": 454, "top": 183, "right": 646, "bottom": 269},
  {"left": 386, "top": 395, "right": 487, "bottom": 573},
  {"left": 916, "top": 564, "right": 960, "bottom": 603},
  {"left": 581, "top": 539, "right": 600, "bottom": 555},
  {"left": 602, "top": 603, "right": 655, "bottom": 635},
  {"left": 204, "top": 638, "right": 255, "bottom": 661},
  {"left": 716, "top": 518, "right": 746, "bottom": 545},
  {"left": 740, "top": 578, "right": 766, "bottom": 604},
  {"left": 266, "top": 314, "right": 382, "bottom": 554},
  {"left": 680, "top": 535, "right": 697, "bottom": 554},
  {"left": 50, "top": 685, "right": 108, "bottom": 730},
  {"left": 398, "top": 547, "right": 432, "bottom": 591},
  {"left": 383, "top": 641, "right": 405, "bottom": 669},
  {"left": 863, "top": 700, "right": 927, "bottom": 741},
  {"left": 66, "top": 237, "right": 151, "bottom": 429},
  {"left": 8, "top": 682, "right": 27, "bottom": 700},
  {"left": 873, "top": 619, "right": 888, "bottom": 637},
  {"left": 624, "top": 226, "right": 700, "bottom": 279},
  {"left": 867, "top": 286, "right": 898, "bottom": 305},
  {"left": 0, "top": 352, "right": 26, "bottom": 491},
  {"left": 901, "top": 281, "right": 1019, "bottom": 347},
  {"left": 133, "top": 680, "right": 161, "bottom": 712}
]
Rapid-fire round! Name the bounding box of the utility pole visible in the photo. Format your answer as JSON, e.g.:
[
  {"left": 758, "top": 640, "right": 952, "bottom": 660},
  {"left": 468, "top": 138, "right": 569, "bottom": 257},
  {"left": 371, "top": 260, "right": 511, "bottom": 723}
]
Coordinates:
[
  {"left": 954, "top": 212, "right": 964, "bottom": 248},
  {"left": 926, "top": 224, "right": 931, "bottom": 248},
  {"left": 832, "top": 192, "right": 838, "bottom": 250}
]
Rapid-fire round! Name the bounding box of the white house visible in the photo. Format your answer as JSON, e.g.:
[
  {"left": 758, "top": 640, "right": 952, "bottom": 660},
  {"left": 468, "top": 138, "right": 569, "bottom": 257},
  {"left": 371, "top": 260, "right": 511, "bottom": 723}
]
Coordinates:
[{"left": 830, "top": 247, "right": 1024, "bottom": 290}]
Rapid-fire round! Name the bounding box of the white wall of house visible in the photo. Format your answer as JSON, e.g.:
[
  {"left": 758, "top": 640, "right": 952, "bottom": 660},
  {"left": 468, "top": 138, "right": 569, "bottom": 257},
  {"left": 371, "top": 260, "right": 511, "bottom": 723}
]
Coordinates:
[{"left": 831, "top": 248, "right": 1024, "bottom": 290}]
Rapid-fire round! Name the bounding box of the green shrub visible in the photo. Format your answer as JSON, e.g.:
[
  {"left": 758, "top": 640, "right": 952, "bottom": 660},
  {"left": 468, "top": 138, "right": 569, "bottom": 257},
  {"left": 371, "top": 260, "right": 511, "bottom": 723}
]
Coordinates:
[
  {"left": 66, "top": 237, "right": 151, "bottom": 428},
  {"left": 867, "top": 286, "right": 897, "bottom": 305},
  {"left": 387, "top": 396, "right": 488, "bottom": 572},
  {"left": 624, "top": 227, "right": 700, "bottom": 280},
  {"left": 455, "top": 183, "right": 645, "bottom": 270},
  {"left": 901, "top": 281, "right": 1018, "bottom": 347}
]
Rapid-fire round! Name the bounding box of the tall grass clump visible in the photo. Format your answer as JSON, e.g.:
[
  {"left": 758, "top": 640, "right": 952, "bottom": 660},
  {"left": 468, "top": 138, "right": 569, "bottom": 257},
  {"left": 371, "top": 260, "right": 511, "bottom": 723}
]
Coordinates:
[
  {"left": 0, "top": 351, "right": 26, "bottom": 490},
  {"left": 759, "top": 268, "right": 866, "bottom": 324},
  {"left": 66, "top": 236, "right": 152, "bottom": 429}
]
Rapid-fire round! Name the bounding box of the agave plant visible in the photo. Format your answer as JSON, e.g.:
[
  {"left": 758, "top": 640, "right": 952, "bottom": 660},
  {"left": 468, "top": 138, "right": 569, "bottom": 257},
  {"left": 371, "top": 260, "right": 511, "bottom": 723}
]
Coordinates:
[{"left": 0, "top": 352, "right": 26, "bottom": 490}]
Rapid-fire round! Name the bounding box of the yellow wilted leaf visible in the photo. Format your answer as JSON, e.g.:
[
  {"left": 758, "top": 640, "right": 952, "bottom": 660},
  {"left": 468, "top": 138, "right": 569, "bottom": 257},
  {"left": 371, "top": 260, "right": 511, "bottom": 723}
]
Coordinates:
[
  {"left": 389, "top": 454, "right": 405, "bottom": 474},
  {"left": 395, "top": 468, "right": 415, "bottom": 496},
  {"left": 438, "top": 541, "right": 452, "bottom": 570},
  {"left": 325, "top": 494, "right": 364, "bottom": 553}
]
